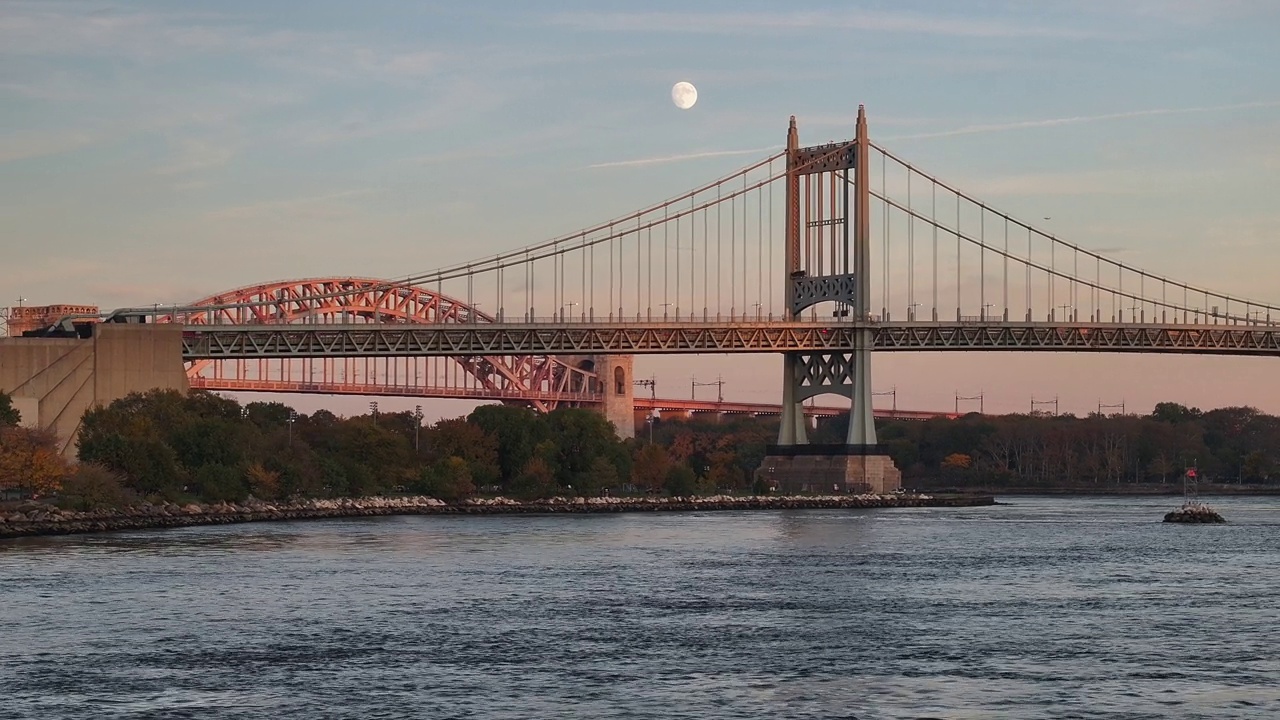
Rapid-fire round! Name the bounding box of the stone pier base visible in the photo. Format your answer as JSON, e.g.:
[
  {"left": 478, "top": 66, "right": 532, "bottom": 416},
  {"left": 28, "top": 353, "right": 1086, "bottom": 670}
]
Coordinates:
[{"left": 756, "top": 445, "right": 902, "bottom": 495}]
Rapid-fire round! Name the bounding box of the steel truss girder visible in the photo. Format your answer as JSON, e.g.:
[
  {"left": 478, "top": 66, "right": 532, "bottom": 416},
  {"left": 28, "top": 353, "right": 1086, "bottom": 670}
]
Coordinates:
[
  {"left": 790, "top": 274, "right": 857, "bottom": 315},
  {"left": 790, "top": 352, "right": 856, "bottom": 402},
  {"left": 180, "top": 322, "right": 1280, "bottom": 359}
]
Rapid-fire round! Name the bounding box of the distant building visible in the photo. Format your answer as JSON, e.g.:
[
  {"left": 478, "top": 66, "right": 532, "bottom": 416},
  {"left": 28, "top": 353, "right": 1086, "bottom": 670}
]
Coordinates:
[{"left": 6, "top": 304, "right": 99, "bottom": 336}]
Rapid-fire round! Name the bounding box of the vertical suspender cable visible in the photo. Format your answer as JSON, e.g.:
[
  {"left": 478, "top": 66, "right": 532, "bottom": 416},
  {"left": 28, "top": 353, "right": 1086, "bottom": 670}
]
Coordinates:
[
  {"left": 907, "top": 165, "right": 914, "bottom": 317},
  {"left": 1003, "top": 217, "right": 1008, "bottom": 317},
  {"left": 732, "top": 186, "right": 737, "bottom": 315},
  {"left": 979, "top": 207, "right": 985, "bottom": 318},
  {"left": 883, "top": 153, "right": 889, "bottom": 317},
  {"left": 768, "top": 163, "right": 774, "bottom": 317}
]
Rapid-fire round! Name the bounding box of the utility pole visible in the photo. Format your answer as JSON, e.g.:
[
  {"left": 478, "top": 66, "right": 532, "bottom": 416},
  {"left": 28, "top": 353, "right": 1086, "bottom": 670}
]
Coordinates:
[
  {"left": 955, "top": 391, "right": 984, "bottom": 415},
  {"left": 1098, "top": 400, "right": 1125, "bottom": 417},
  {"left": 872, "top": 386, "right": 897, "bottom": 418},
  {"left": 692, "top": 375, "right": 725, "bottom": 403},
  {"left": 286, "top": 409, "right": 297, "bottom": 447},
  {"left": 634, "top": 377, "right": 657, "bottom": 443},
  {"left": 1031, "top": 395, "right": 1059, "bottom": 416}
]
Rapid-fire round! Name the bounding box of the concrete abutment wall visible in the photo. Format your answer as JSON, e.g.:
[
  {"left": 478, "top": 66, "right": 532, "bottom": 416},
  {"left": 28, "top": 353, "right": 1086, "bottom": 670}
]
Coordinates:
[{"left": 0, "top": 325, "right": 189, "bottom": 456}]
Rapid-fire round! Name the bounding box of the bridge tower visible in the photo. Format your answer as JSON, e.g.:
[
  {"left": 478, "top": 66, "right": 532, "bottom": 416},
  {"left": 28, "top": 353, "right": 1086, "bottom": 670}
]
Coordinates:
[{"left": 758, "top": 107, "right": 901, "bottom": 494}]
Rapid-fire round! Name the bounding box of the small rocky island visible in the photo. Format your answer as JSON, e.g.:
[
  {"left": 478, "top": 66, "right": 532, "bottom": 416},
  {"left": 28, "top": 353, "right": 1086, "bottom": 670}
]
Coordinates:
[{"left": 1163, "top": 502, "right": 1225, "bottom": 524}]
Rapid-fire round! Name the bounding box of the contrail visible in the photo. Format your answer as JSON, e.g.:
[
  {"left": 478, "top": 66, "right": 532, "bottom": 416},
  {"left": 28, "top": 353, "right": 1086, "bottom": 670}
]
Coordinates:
[
  {"left": 886, "top": 100, "right": 1280, "bottom": 140},
  {"left": 588, "top": 145, "right": 782, "bottom": 169}
]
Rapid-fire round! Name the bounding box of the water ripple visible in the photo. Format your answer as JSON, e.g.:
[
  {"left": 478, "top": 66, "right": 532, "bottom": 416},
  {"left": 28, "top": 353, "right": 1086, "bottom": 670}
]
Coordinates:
[{"left": 2, "top": 496, "right": 1278, "bottom": 719}]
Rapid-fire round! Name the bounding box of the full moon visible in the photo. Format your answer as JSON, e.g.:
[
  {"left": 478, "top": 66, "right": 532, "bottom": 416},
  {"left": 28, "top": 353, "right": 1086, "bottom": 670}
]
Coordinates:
[{"left": 671, "top": 81, "right": 698, "bottom": 110}]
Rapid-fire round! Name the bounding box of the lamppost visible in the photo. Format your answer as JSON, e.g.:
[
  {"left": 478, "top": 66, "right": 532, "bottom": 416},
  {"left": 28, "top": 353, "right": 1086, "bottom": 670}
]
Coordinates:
[
  {"left": 562, "top": 301, "right": 578, "bottom": 322},
  {"left": 287, "top": 410, "right": 297, "bottom": 446},
  {"left": 413, "top": 405, "right": 424, "bottom": 452}
]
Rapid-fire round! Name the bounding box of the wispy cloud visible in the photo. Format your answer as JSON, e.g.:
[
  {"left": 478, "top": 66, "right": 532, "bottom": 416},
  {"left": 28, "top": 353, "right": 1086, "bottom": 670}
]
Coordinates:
[
  {"left": 587, "top": 146, "right": 781, "bottom": 170},
  {"left": 205, "top": 189, "right": 378, "bottom": 221},
  {"left": 550, "top": 10, "right": 1102, "bottom": 40},
  {"left": 886, "top": 100, "right": 1280, "bottom": 140},
  {"left": 961, "top": 168, "right": 1211, "bottom": 197},
  {"left": 154, "top": 137, "right": 236, "bottom": 176},
  {"left": 0, "top": 130, "right": 96, "bottom": 164}
]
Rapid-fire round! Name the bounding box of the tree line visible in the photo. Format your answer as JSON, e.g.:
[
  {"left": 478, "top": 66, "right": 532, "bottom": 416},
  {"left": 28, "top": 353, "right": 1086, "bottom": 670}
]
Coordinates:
[
  {"left": 2, "top": 388, "right": 1278, "bottom": 508},
  {"left": 813, "top": 402, "right": 1279, "bottom": 488},
  {"left": 0, "top": 389, "right": 774, "bottom": 507}
]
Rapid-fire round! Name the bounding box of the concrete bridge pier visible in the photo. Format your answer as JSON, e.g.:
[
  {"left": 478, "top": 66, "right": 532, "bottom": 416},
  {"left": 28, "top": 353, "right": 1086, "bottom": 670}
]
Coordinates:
[{"left": 566, "top": 354, "right": 635, "bottom": 440}]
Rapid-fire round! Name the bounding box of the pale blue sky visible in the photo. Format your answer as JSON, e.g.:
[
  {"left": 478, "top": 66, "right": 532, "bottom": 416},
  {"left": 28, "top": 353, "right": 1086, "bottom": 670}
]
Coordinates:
[{"left": 3, "top": 1, "right": 1280, "bottom": 417}]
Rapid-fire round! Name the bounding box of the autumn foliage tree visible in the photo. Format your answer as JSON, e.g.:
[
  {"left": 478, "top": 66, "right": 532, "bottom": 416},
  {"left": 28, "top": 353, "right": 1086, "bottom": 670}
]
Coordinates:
[{"left": 0, "top": 426, "right": 68, "bottom": 496}]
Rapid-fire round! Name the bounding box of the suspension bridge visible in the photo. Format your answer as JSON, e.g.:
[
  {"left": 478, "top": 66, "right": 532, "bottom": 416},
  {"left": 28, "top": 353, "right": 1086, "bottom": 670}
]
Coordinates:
[{"left": 10, "top": 106, "right": 1280, "bottom": 486}]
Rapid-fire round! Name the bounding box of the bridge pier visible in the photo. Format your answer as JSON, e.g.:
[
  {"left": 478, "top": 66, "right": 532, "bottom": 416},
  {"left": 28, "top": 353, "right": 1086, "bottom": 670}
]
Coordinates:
[
  {"left": 756, "top": 107, "right": 901, "bottom": 494},
  {"left": 590, "top": 354, "right": 634, "bottom": 440},
  {"left": 0, "top": 324, "right": 189, "bottom": 456}
]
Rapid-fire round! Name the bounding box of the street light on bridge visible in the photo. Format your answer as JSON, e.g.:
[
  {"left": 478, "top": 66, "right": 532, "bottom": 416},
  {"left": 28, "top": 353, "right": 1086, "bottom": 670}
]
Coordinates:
[{"left": 562, "top": 301, "right": 578, "bottom": 322}]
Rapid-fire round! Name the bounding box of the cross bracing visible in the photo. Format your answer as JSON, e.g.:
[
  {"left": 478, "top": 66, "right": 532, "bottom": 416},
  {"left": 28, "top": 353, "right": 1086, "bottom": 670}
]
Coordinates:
[{"left": 181, "top": 321, "right": 1280, "bottom": 359}]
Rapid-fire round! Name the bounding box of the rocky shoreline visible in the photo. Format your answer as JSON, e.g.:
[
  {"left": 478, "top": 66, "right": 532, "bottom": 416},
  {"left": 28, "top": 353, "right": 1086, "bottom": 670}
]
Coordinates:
[{"left": 0, "top": 493, "right": 995, "bottom": 539}]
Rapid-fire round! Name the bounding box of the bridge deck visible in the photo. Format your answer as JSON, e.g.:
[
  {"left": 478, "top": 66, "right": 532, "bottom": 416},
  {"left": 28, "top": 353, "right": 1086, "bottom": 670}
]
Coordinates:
[{"left": 180, "top": 320, "right": 1280, "bottom": 358}]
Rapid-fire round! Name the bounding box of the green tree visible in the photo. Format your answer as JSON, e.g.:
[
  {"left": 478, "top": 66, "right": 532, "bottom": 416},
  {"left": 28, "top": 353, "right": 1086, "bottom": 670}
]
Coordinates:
[
  {"left": 574, "top": 456, "right": 619, "bottom": 497},
  {"left": 469, "top": 404, "right": 547, "bottom": 483},
  {"left": 509, "top": 456, "right": 558, "bottom": 499},
  {"left": 424, "top": 418, "right": 500, "bottom": 486},
  {"left": 0, "top": 390, "right": 20, "bottom": 427},
  {"left": 413, "top": 456, "right": 476, "bottom": 501},
  {"left": 663, "top": 465, "right": 698, "bottom": 497},
  {"left": 244, "top": 401, "right": 295, "bottom": 427},
  {"left": 193, "top": 463, "right": 246, "bottom": 503},
  {"left": 544, "top": 409, "right": 620, "bottom": 485}
]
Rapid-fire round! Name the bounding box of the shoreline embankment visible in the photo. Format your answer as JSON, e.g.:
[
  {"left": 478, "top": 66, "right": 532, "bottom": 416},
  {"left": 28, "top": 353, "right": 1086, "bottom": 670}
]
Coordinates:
[{"left": 0, "top": 493, "right": 995, "bottom": 540}]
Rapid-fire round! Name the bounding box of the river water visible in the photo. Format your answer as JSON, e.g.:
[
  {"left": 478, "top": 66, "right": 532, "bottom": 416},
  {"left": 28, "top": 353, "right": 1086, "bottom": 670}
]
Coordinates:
[{"left": 2, "top": 496, "right": 1278, "bottom": 719}]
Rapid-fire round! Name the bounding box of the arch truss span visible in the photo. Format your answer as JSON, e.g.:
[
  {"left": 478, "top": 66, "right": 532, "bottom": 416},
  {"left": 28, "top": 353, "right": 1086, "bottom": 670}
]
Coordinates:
[{"left": 168, "top": 277, "right": 599, "bottom": 412}]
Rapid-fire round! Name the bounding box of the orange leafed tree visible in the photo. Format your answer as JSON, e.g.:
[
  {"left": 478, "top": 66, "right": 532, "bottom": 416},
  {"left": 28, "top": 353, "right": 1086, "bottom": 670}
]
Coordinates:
[{"left": 0, "top": 427, "right": 69, "bottom": 496}]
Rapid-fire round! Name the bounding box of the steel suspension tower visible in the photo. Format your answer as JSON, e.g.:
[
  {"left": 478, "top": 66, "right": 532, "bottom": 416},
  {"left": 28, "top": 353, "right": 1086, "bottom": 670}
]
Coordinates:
[
  {"left": 777, "top": 106, "right": 877, "bottom": 447},
  {"left": 763, "top": 106, "right": 900, "bottom": 494}
]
